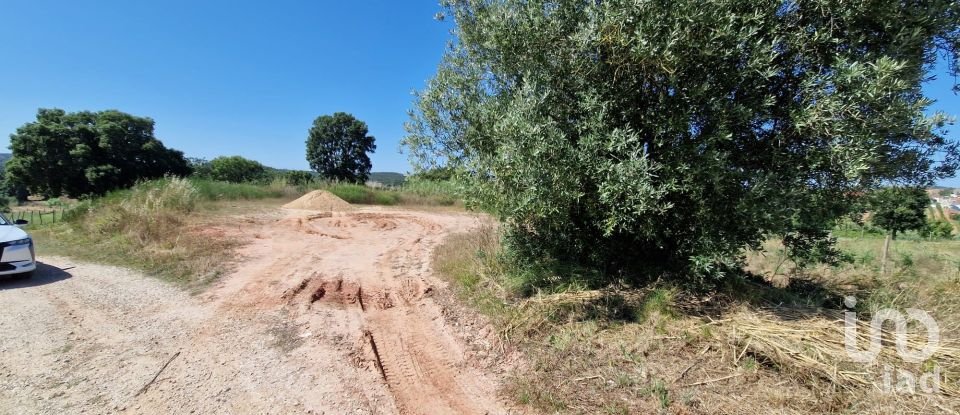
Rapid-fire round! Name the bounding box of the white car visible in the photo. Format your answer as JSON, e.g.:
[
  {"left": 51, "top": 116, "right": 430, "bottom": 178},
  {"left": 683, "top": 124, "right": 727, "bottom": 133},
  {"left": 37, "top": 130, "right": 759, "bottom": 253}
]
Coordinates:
[{"left": 0, "top": 214, "right": 36, "bottom": 277}]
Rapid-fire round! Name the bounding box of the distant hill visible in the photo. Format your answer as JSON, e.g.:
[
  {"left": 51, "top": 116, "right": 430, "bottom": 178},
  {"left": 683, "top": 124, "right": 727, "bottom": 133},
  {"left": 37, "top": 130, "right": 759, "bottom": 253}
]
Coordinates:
[{"left": 368, "top": 172, "right": 405, "bottom": 187}]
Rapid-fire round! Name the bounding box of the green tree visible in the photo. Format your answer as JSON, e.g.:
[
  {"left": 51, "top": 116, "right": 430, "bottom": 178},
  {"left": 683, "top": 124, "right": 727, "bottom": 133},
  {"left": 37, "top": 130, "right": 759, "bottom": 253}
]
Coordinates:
[
  {"left": 6, "top": 108, "right": 190, "bottom": 197},
  {"left": 188, "top": 157, "right": 214, "bottom": 179},
  {"left": 920, "top": 220, "right": 954, "bottom": 239},
  {"left": 306, "top": 113, "right": 376, "bottom": 183},
  {"left": 208, "top": 156, "right": 267, "bottom": 183},
  {"left": 410, "top": 166, "right": 456, "bottom": 182},
  {"left": 869, "top": 186, "right": 932, "bottom": 274},
  {"left": 405, "top": 0, "right": 960, "bottom": 283},
  {"left": 870, "top": 187, "right": 931, "bottom": 240},
  {"left": 285, "top": 170, "right": 314, "bottom": 186}
]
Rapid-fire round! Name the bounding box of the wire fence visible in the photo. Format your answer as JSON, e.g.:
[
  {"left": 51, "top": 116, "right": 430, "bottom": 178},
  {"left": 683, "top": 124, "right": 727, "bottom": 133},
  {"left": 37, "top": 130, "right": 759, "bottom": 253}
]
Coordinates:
[{"left": 9, "top": 207, "right": 68, "bottom": 226}]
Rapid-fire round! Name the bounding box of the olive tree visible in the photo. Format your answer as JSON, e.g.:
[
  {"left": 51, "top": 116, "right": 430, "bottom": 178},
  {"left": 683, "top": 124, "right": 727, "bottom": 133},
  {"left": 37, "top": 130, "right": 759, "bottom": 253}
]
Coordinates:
[{"left": 405, "top": 0, "right": 960, "bottom": 283}]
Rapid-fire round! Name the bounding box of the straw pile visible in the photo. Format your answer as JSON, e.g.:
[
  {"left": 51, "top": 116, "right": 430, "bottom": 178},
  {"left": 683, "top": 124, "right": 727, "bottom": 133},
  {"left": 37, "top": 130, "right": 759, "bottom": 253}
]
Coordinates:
[{"left": 716, "top": 308, "right": 960, "bottom": 397}]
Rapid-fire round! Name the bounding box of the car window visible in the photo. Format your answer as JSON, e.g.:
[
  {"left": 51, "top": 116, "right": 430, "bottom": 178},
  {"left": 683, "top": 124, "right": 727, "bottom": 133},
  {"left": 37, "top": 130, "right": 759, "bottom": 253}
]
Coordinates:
[{"left": 0, "top": 214, "right": 11, "bottom": 225}]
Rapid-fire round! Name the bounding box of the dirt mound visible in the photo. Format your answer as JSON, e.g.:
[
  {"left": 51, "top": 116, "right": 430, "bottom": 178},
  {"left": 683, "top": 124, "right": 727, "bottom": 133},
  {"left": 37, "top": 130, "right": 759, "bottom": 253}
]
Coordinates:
[{"left": 283, "top": 190, "right": 352, "bottom": 211}]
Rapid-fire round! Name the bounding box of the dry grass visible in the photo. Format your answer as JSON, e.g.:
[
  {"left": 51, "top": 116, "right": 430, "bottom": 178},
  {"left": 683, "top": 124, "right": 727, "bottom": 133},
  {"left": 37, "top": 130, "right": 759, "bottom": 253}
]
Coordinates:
[
  {"left": 433, "top": 226, "right": 960, "bottom": 414},
  {"left": 31, "top": 177, "right": 280, "bottom": 290}
]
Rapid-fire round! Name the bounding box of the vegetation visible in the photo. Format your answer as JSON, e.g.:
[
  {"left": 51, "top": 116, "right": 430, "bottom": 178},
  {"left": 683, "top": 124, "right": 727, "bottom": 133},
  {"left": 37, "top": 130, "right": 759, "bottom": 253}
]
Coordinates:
[
  {"left": 6, "top": 108, "right": 190, "bottom": 197},
  {"left": 306, "top": 112, "right": 376, "bottom": 183},
  {"left": 283, "top": 170, "right": 314, "bottom": 186},
  {"left": 26, "top": 174, "right": 464, "bottom": 289},
  {"left": 323, "top": 181, "right": 458, "bottom": 207},
  {"left": 867, "top": 186, "right": 932, "bottom": 273},
  {"left": 434, "top": 224, "right": 960, "bottom": 413},
  {"left": 368, "top": 172, "right": 405, "bottom": 186},
  {"left": 324, "top": 183, "right": 400, "bottom": 205},
  {"left": 207, "top": 155, "right": 268, "bottom": 183},
  {"left": 31, "top": 178, "right": 243, "bottom": 288},
  {"left": 407, "top": 0, "right": 960, "bottom": 283},
  {"left": 869, "top": 187, "right": 931, "bottom": 239}
]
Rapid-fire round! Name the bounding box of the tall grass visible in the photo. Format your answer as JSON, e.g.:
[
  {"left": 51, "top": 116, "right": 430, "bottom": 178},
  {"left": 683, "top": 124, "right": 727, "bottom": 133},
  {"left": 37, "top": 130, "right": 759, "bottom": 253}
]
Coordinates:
[
  {"left": 323, "top": 183, "right": 400, "bottom": 205},
  {"left": 319, "top": 180, "right": 459, "bottom": 206},
  {"left": 33, "top": 177, "right": 239, "bottom": 287}
]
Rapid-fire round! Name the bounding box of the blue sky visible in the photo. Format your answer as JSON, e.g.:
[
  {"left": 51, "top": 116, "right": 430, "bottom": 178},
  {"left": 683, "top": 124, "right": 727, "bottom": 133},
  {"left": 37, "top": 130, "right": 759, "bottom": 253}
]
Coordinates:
[
  {"left": 0, "top": 0, "right": 451, "bottom": 174},
  {"left": 0, "top": 1, "right": 958, "bottom": 185}
]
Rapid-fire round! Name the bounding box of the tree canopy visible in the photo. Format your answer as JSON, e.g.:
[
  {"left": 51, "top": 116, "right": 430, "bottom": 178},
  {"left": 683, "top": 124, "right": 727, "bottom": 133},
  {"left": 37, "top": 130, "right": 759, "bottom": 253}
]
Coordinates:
[
  {"left": 208, "top": 156, "right": 267, "bottom": 183},
  {"left": 6, "top": 108, "right": 190, "bottom": 197},
  {"left": 869, "top": 187, "right": 931, "bottom": 239},
  {"left": 405, "top": 0, "right": 960, "bottom": 282},
  {"left": 306, "top": 112, "right": 376, "bottom": 183}
]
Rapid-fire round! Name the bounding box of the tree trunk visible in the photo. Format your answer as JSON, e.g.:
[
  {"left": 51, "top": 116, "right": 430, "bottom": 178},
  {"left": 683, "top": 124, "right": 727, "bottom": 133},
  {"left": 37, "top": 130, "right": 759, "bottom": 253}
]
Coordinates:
[{"left": 880, "top": 232, "right": 892, "bottom": 276}]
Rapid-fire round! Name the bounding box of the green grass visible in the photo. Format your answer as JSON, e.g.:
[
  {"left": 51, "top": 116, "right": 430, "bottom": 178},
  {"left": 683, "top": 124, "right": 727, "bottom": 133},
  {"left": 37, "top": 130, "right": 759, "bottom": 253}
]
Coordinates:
[
  {"left": 318, "top": 180, "right": 459, "bottom": 207},
  {"left": 323, "top": 183, "right": 400, "bottom": 205},
  {"left": 190, "top": 178, "right": 295, "bottom": 200}
]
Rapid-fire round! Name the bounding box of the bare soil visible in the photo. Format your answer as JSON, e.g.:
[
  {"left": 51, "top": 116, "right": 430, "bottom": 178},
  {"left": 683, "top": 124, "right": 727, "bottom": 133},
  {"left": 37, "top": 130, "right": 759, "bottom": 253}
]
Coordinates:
[{"left": 0, "top": 207, "right": 509, "bottom": 414}]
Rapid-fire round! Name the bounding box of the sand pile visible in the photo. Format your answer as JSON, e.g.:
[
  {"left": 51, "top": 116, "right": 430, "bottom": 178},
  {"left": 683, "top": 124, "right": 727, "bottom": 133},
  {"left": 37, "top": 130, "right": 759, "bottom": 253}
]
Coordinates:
[{"left": 283, "top": 190, "right": 353, "bottom": 211}]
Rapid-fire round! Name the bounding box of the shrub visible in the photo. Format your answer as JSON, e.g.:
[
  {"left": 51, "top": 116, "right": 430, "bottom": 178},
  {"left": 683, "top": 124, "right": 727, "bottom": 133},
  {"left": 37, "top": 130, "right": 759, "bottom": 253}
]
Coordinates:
[
  {"left": 285, "top": 171, "right": 314, "bottom": 186},
  {"left": 208, "top": 156, "right": 267, "bottom": 183}
]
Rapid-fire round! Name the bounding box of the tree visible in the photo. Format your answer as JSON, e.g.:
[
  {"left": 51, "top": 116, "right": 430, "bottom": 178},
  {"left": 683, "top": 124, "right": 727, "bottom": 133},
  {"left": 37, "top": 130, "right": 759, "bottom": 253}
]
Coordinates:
[
  {"left": 920, "top": 220, "right": 954, "bottom": 239},
  {"left": 405, "top": 1, "right": 960, "bottom": 283},
  {"left": 6, "top": 108, "right": 190, "bottom": 197},
  {"left": 285, "top": 170, "right": 314, "bottom": 186},
  {"left": 940, "top": 188, "right": 955, "bottom": 197},
  {"left": 187, "top": 157, "right": 214, "bottom": 179},
  {"left": 409, "top": 166, "right": 457, "bottom": 182},
  {"left": 869, "top": 187, "right": 931, "bottom": 274},
  {"left": 208, "top": 156, "right": 267, "bottom": 183},
  {"left": 870, "top": 187, "right": 931, "bottom": 240},
  {"left": 306, "top": 113, "right": 376, "bottom": 183}
]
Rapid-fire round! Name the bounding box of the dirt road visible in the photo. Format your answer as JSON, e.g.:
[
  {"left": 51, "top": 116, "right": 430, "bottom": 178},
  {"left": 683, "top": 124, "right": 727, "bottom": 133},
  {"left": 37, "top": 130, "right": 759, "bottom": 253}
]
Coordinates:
[{"left": 0, "top": 208, "right": 507, "bottom": 414}]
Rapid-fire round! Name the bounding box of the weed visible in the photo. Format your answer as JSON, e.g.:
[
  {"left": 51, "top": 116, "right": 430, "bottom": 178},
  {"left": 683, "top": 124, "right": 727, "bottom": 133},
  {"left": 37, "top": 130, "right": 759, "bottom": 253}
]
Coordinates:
[
  {"left": 898, "top": 251, "right": 914, "bottom": 269},
  {"left": 649, "top": 379, "right": 670, "bottom": 409},
  {"left": 635, "top": 288, "right": 676, "bottom": 323}
]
